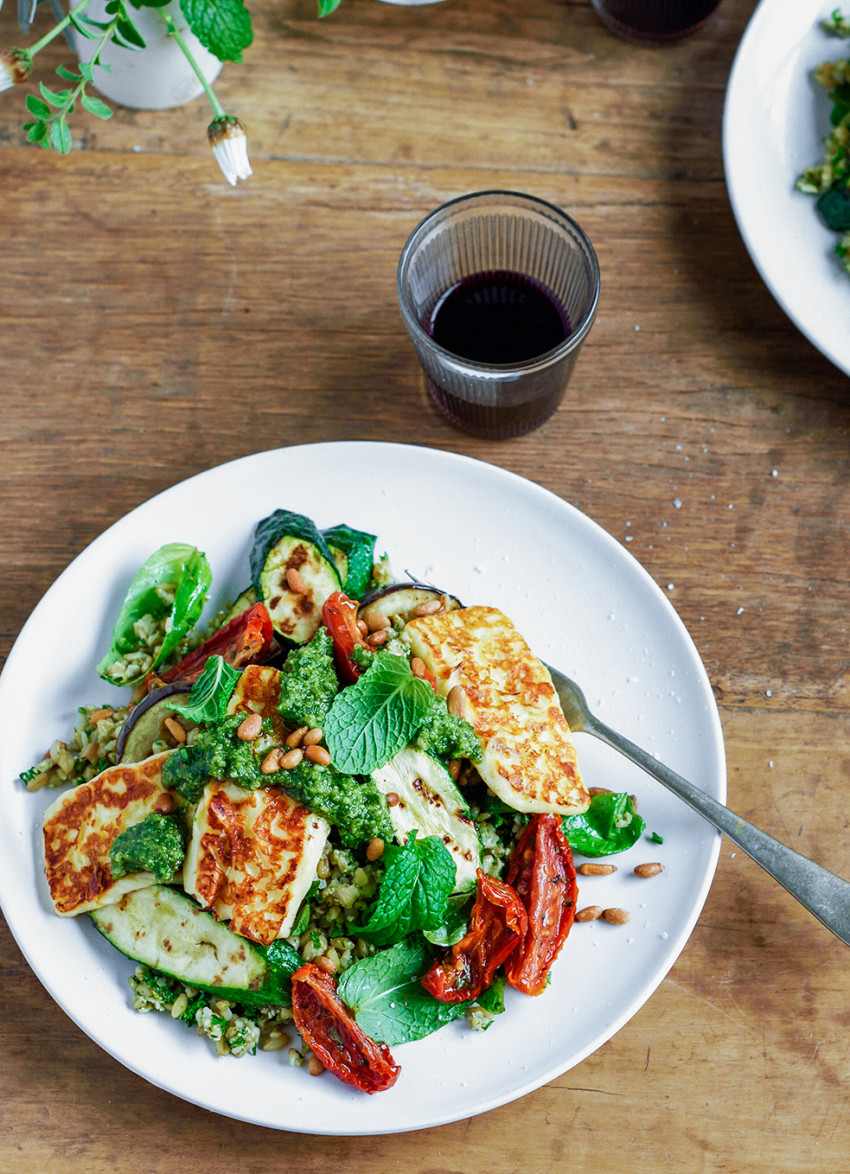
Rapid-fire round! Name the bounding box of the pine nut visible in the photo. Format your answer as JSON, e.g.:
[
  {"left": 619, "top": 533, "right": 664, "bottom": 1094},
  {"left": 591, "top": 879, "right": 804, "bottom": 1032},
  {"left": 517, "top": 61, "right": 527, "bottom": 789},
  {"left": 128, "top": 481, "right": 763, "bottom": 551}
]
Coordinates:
[
  {"left": 578, "top": 862, "right": 617, "bottom": 876},
  {"left": 412, "top": 599, "right": 442, "bottom": 616},
  {"left": 88, "top": 708, "right": 114, "bottom": 724},
  {"left": 261, "top": 749, "right": 282, "bottom": 774},
  {"left": 634, "top": 862, "right": 663, "bottom": 878},
  {"left": 237, "top": 713, "right": 262, "bottom": 741},
  {"left": 286, "top": 726, "right": 308, "bottom": 748},
  {"left": 286, "top": 567, "right": 306, "bottom": 593},
  {"left": 261, "top": 1032, "right": 290, "bottom": 1052},
  {"left": 305, "top": 744, "right": 332, "bottom": 765},
  {"left": 448, "top": 759, "right": 461, "bottom": 780},
  {"left": 366, "top": 837, "right": 385, "bottom": 861},
  {"left": 302, "top": 727, "right": 324, "bottom": 746},
  {"left": 314, "top": 955, "right": 336, "bottom": 975},
  {"left": 164, "top": 717, "right": 186, "bottom": 743},
  {"left": 575, "top": 906, "right": 603, "bottom": 922},
  {"left": 307, "top": 1056, "right": 325, "bottom": 1077},
  {"left": 386, "top": 792, "right": 400, "bottom": 807},
  {"left": 602, "top": 907, "right": 631, "bottom": 925},
  {"left": 280, "top": 748, "right": 303, "bottom": 769},
  {"left": 367, "top": 630, "right": 388, "bottom": 647},
  {"left": 447, "top": 685, "right": 465, "bottom": 718},
  {"left": 410, "top": 657, "right": 428, "bottom": 679},
  {"left": 154, "top": 791, "right": 174, "bottom": 814},
  {"left": 357, "top": 619, "right": 369, "bottom": 636},
  {"left": 365, "top": 612, "right": 391, "bottom": 632}
]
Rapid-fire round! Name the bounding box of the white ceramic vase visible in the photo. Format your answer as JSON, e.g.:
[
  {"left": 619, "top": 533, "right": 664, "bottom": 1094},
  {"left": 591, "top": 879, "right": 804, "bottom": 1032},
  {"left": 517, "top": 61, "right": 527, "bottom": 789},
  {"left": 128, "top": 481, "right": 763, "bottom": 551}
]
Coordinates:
[{"left": 75, "top": 0, "right": 223, "bottom": 110}]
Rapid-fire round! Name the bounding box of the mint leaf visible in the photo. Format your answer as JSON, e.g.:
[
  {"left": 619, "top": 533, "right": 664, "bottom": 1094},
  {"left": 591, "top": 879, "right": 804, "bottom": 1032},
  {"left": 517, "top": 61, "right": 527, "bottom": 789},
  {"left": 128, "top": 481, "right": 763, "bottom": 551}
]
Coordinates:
[
  {"left": 324, "top": 654, "right": 434, "bottom": 774},
  {"left": 355, "top": 832, "right": 455, "bottom": 947},
  {"left": 180, "top": 0, "right": 253, "bottom": 64},
  {"left": 165, "top": 654, "right": 240, "bottom": 722},
  {"left": 337, "top": 939, "right": 467, "bottom": 1045},
  {"left": 562, "top": 792, "right": 646, "bottom": 857}
]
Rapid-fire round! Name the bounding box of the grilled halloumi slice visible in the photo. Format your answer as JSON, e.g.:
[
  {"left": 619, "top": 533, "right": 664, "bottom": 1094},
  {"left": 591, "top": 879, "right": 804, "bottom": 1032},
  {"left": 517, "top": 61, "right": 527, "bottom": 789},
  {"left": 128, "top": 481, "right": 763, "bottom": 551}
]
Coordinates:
[
  {"left": 226, "top": 663, "right": 286, "bottom": 733},
  {"left": 42, "top": 751, "right": 174, "bottom": 916},
  {"left": 183, "top": 781, "right": 329, "bottom": 946},
  {"left": 406, "top": 605, "right": 589, "bottom": 817}
]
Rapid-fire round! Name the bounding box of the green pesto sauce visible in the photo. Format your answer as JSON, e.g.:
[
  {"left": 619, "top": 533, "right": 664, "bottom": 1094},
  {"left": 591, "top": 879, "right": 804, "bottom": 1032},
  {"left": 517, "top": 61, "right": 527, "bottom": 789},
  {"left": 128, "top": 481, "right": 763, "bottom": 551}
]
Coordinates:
[
  {"left": 277, "top": 627, "right": 340, "bottom": 730},
  {"left": 414, "top": 693, "right": 482, "bottom": 763},
  {"left": 109, "top": 812, "right": 185, "bottom": 883},
  {"left": 274, "top": 760, "right": 394, "bottom": 849},
  {"left": 161, "top": 713, "right": 267, "bottom": 801}
]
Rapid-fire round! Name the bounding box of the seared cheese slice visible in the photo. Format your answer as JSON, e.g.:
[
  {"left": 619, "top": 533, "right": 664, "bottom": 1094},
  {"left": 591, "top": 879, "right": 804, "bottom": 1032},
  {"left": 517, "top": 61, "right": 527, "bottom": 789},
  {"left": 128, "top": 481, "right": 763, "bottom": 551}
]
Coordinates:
[
  {"left": 183, "top": 781, "right": 329, "bottom": 946},
  {"left": 42, "top": 751, "right": 174, "bottom": 916},
  {"left": 226, "top": 663, "right": 287, "bottom": 734},
  {"left": 406, "top": 605, "right": 589, "bottom": 817}
]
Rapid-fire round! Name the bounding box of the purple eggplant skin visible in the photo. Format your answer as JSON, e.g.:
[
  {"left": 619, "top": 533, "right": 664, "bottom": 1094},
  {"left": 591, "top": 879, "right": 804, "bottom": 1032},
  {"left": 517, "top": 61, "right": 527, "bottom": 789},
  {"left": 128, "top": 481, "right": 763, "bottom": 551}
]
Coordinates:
[
  {"left": 115, "top": 681, "right": 193, "bottom": 762},
  {"left": 357, "top": 582, "right": 463, "bottom": 626}
]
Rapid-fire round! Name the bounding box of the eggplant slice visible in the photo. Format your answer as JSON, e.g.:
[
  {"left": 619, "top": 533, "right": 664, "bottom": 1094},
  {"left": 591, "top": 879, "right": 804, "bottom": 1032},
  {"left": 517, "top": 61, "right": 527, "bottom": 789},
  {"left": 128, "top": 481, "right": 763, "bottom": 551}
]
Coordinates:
[{"left": 357, "top": 582, "right": 463, "bottom": 627}]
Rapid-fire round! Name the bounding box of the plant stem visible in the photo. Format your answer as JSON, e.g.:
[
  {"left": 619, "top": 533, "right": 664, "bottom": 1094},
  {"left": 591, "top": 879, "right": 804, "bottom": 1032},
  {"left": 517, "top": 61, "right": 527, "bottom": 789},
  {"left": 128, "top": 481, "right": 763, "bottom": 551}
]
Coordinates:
[
  {"left": 27, "top": 0, "right": 93, "bottom": 56},
  {"left": 160, "top": 13, "right": 225, "bottom": 118}
]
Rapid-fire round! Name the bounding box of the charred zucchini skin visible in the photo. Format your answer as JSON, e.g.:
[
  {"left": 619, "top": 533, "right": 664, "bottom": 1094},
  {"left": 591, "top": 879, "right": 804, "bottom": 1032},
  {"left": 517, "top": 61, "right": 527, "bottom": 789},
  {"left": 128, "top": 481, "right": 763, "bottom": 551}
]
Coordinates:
[
  {"left": 322, "top": 524, "right": 377, "bottom": 600},
  {"left": 89, "top": 884, "right": 296, "bottom": 1007},
  {"left": 250, "top": 511, "right": 341, "bottom": 644}
]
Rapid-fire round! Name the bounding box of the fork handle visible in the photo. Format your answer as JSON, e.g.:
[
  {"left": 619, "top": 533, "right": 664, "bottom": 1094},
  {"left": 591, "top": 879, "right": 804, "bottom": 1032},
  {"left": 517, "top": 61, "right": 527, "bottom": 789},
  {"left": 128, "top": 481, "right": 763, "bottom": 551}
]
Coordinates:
[{"left": 585, "top": 711, "right": 850, "bottom": 947}]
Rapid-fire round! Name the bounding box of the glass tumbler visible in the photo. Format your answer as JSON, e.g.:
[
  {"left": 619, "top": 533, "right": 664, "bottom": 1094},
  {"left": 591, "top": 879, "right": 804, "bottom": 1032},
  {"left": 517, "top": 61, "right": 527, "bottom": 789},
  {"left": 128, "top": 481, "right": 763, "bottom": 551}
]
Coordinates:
[
  {"left": 591, "top": 0, "right": 723, "bottom": 43},
  {"left": 396, "top": 190, "right": 600, "bottom": 440}
]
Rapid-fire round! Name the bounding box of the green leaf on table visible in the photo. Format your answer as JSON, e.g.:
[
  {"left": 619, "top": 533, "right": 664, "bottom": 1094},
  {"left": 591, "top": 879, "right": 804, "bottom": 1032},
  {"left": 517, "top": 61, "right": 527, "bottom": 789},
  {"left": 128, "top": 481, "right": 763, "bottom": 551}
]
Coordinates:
[
  {"left": 324, "top": 653, "right": 434, "bottom": 774},
  {"left": 355, "top": 832, "right": 456, "bottom": 947},
  {"left": 181, "top": 0, "right": 253, "bottom": 63},
  {"left": 81, "top": 94, "right": 114, "bottom": 120},
  {"left": 562, "top": 791, "right": 646, "bottom": 857},
  {"left": 337, "top": 938, "right": 468, "bottom": 1045}
]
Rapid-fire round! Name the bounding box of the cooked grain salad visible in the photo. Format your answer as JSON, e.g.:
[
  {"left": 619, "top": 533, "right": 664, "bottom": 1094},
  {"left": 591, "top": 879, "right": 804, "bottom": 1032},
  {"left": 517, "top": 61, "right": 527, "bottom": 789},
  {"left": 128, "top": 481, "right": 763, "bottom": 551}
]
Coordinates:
[{"left": 30, "top": 510, "right": 648, "bottom": 1093}]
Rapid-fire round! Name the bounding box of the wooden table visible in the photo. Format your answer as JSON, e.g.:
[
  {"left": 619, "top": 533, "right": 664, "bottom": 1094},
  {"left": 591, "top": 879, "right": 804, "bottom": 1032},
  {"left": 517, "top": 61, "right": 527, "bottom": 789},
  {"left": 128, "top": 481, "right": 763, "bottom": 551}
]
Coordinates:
[{"left": 2, "top": 0, "right": 849, "bottom": 1168}]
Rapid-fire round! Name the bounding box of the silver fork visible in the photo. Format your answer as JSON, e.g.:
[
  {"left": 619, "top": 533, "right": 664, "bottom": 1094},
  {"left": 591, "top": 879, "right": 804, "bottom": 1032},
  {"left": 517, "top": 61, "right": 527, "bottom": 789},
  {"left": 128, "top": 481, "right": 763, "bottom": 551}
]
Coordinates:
[{"left": 547, "top": 663, "right": 850, "bottom": 946}]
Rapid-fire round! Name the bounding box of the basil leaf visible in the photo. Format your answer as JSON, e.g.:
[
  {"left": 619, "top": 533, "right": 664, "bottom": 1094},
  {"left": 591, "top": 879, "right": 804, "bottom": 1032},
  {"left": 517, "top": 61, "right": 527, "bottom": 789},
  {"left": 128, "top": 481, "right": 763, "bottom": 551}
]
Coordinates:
[
  {"left": 355, "top": 832, "right": 455, "bottom": 947},
  {"left": 97, "top": 543, "right": 212, "bottom": 686},
  {"left": 562, "top": 792, "right": 646, "bottom": 857},
  {"left": 337, "top": 939, "right": 467, "bottom": 1045},
  {"left": 165, "top": 654, "right": 240, "bottom": 722},
  {"left": 324, "top": 654, "right": 434, "bottom": 774}
]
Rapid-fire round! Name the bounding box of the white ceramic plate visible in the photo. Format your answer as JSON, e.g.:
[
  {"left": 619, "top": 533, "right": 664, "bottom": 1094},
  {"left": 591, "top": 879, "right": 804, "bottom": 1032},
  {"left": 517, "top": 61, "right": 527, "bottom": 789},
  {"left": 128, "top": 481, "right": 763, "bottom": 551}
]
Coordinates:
[
  {"left": 724, "top": 0, "right": 850, "bottom": 377},
  {"left": 0, "top": 442, "right": 724, "bottom": 1135}
]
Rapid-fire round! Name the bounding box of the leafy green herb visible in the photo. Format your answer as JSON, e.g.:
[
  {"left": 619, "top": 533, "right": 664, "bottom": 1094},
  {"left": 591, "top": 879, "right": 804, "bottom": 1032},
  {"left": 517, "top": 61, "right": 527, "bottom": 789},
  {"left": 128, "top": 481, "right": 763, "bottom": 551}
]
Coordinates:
[
  {"left": 97, "top": 543, "right": 211, "bottom": 686},
  {"left": 180, "top": 0, "right": 253, "bottom": 63},
  {"left": 324, "top": 653, "right": 434, "bottom": 774},
  {"left": 166, "top": 654, "right": 240, "bottom": 722},
  {"left": 562, "top": 792, "right": 646, "bottom": 857},
  {"left": 422, "top": 891, "right": 472, "bottom": 948},
  {"left": 356, "top": 832, "right": 456, "bottom": 947},
  {"left": 337, "top": 938, "right": 468, "bottom": 1045},
  {"left": 108, "top": 812, "right": 185, "bottom": 882},
  {"left": 650, "top": 831, "right": 664, "bottom": 845}
]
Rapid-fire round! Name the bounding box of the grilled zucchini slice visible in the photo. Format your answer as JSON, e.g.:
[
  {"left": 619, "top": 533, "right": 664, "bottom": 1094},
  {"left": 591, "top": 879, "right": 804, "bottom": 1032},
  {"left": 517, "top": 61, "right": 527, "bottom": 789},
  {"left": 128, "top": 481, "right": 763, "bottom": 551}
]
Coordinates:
[{"left": 250, "top": 510, "right": 341, "bottom": 644}]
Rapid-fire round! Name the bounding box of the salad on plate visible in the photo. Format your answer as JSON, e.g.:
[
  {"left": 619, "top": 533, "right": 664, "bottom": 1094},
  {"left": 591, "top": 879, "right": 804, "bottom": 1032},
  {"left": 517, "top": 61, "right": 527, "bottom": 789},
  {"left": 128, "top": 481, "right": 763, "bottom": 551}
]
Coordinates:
[{"left": 24, "top": 508, "right": 651, "bottom": 1094}]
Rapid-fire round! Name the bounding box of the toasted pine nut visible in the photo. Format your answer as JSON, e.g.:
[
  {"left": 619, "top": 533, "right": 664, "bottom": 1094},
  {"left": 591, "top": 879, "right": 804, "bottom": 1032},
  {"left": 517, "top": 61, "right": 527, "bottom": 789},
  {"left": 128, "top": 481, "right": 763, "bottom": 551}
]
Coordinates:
[
  {"left": 410, "top": 657, "right": 428, "bottom": 679},
  {"left": 367, "top": 630, "right": 388, "bottom": 647},
  {"left": 386, "top": 791, "right": 400, "bottom": 807},
  {"left": 237, "top": 713, "right": 263, "bottom": 741},
  {"left": 88, "top": 708, "right": 114, "bottom": 724},
  {"left": 634, "top": 862, "right": 663, "bottom": 878},
  {"left": 365, "top": 612, "right": 391, "bottom": 632},
  {"left": 357, "top": 619, "right": 369, "bottom": 636},
  {"left": 602, "top": 907, "right": 631, "bottom": 925},
  {"left": 305, "top": 744, "right": 332, "bottom": 765},
  {"left": 412, "top": 599, "right": 442, "bottom": 616},
  {"left": 262, "top": 1032, "right": 290, "bottom": 1052},
  {"left": 366, "top": 837, "right": 385, "bottom": 861},
  {"left": 164, "top": 717, "right": 186, "bottom": 744},
  {"left": 307, "top": 1056, "right": 325, "bottom": 1077},
  {"left": 588, "top": 786, "right": 613, "bottom": 797},
  {"left": 154, "top": 792, "right": 174, "bottom": 814},
  {"left": 314, "top": 955, "right": 336, "bottom": 975},
  {"left": 575, "top": 906, "right": 603, "bottom": 922},
  {"left": 302, "top": 727, "right": 324, "bottom": 746},
  {"left": 448, "top": 758, "right": 461, "bottom": 780},
  {"left": 578, "top": 862, "right": 617, "bottom": 876},
  {"left": 286, "top": 567, "right": 306, "bottom": 593},
  {"left": 280, "top": 748, "right": 303, "bottom": 770},
  {"left": 447, "top": 685, "right": 465, "bottom": 718},
  {"left": 261, "top": 749, "right": 282, "bottom": 774},
  {"left": 286, "top": 726, "right": 308, "bottom": 748}
]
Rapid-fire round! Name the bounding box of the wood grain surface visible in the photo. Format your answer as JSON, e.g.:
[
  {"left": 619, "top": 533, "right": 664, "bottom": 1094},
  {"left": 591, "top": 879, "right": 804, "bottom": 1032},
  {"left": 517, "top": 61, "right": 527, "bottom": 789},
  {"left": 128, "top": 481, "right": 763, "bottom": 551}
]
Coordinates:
[{"left": 2, "top": 0, "right": 849, "bottom": 1170}]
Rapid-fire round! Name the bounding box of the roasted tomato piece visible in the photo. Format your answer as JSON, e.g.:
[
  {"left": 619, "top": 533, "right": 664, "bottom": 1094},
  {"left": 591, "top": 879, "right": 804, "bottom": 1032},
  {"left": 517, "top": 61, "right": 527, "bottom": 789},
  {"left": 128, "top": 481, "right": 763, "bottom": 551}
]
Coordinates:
[
  {"left": 322, "top": 591, "right": 369, "bottom": 684},
  {"left": 291, "top": 963, "right": 400, "bottom": 1094},
  {"left": 504, "top": 813, "right": 578, "bottom": 996},
  {"left": 151, "top": 601, "right": 274, "bottom": 688},
  {"left": 421, "top": 869, "right": 527, "bottom": 1003}
]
